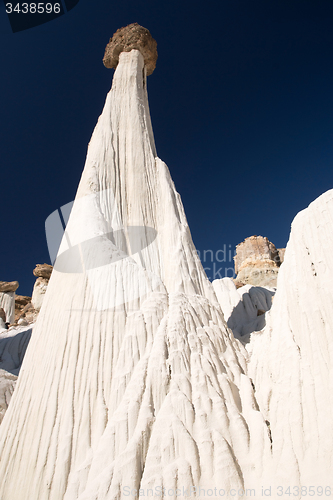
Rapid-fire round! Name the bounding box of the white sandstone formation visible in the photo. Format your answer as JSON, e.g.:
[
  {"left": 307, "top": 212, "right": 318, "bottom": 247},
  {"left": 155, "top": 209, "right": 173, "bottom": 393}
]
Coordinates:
[
  {"left": 0, "top": 324, "right": 32, "bottom": 423},
  {"left": 248, "top": 189, "right": 333, "bottom": 489},
  {"left": 213, "top": 278, "right": 274, "bottom": 341},
  {"left": 0, "top": 281, "right": 19, "bottom": 326},
  {"left": 0, "top": 25, "right": 332, "bottom": 500},
  {"left": 0, "top": 291, "right": 16, "bottom": 325},
  {"left": 0, "top": 369, "right": 17, "bottom": 423},
  {"left": 0, "top": 42, "right": 272, "bottom": 500},
  {"left": 31, "top": 264, "right": 53, "bottom": 312},
  {"left": 31, "top": 277, "right": 49, "bottom": 311}
]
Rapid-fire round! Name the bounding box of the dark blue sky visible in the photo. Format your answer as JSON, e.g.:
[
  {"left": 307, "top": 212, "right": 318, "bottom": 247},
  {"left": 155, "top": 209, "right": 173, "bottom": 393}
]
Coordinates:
[{"left": 1, "top": 0, "right": 333, "bottom": 295}]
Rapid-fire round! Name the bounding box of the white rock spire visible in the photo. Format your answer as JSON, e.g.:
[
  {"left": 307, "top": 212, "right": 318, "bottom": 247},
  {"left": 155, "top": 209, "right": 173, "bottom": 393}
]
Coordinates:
[
  {"left": 1, "top": 29, "right": 332, "bottom": 500},
  {"left": 0, "top": 47, "right": 269, "bottom": 499}
]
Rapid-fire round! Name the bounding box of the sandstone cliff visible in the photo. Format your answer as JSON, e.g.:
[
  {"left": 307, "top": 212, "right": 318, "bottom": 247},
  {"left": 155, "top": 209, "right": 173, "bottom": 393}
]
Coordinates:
[{"left": 234, "top": 235, "right": 285, "bottom": 288}]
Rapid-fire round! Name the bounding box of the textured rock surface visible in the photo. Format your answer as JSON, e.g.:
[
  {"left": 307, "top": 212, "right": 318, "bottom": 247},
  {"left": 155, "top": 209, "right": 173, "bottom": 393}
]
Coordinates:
[
  {"left": 248, "top": 189, "right": 333, "bottom": 488},
  {"left": 33, "top": 263, "right": 53, "bottom": 280},
  {"left": 0, "top": 49, "right": 271, "bottom": 500},
  {"left": 213, "top": 278, "right": 274, "bottom": 341},
  {"left": 234, "top": 236, "right": 282, "bottom": 287},
  {"left": 234, "top": 236, "right": 279, "bottom": 273},
  {"left": 31, "top": 277, "right": 49, "bottom": 312},
  {"left": 236, "top": 265, "right": 279, "bottom": 288},
  {"left": 16, "top": 302, "right": 34, "bottom": 324},
  {"left": 0, "top": 325, "right": 32, "bottom": 376},
  {"left": 0, "top": 370, "right": 17, "bottom": 424},
  {"left": 0, "top": 292, "right": 15, "bottom": 325},
  {"left": 30, "top": 264, "right": 52, "bottom": 314},
  {"left": 0, "top": 281, "right": 19, "bottom": 293},
  {"left": 14, "top": 295, "right": 32, "bottom": 323},
  {"left": 277, "top": 247, "right": 285, "bottom": 263},
  {"left": 0, "top": 45, "right": 332, "bottom": 500},
  {"left": 0, "top": 308, "right": 6, "bottom": 323},
  {"left": 103, "top": 23, "right": 157, "bottom": 75},
  {"left": 0, "top": 325, "right": 32, "bottom": 422}
]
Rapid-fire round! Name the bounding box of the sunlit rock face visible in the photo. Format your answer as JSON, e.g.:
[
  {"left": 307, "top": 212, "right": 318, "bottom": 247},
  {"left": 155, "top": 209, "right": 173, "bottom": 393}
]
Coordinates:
[
  {"left": 249, "top": 189, "right": 333, "bottom": 488},
  {"left": 234, "top": 236, "right": 283, "bottom": 288},
  {"left": 0, "top": 281, "right": 19, "bottom": 326},
  {"left": 0, "top": 291, "right": 15, "bottom": 325},
  {"left": 0, "top": 28, "right": 332, "bottom": 500},
  {"left": 0, "top": 46, "right": 271, "bottom": 499},
  {"left": 31, "top": 264, "right": 53, "bottom": 312}
]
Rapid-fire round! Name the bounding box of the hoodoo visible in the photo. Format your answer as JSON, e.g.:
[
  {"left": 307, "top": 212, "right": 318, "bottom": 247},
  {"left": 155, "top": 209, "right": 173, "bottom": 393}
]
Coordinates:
[{"left": 0, "top": 24, "right": 332, "bottom": 500}]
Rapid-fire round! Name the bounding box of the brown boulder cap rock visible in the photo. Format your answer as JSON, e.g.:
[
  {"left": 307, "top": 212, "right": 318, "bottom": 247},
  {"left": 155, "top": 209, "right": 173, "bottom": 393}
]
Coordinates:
[
  {"left": 33, "top": 264, "right": 53, "bottom": 280},
  {"left": 0, "top": 281, "right": 19, "bottom": 293},
  {"left": 103, "top": 23, "right": 157, "bottom": 76}
]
